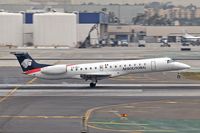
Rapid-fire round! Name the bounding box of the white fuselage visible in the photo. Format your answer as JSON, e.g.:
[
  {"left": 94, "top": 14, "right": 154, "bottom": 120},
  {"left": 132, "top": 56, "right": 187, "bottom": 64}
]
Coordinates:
[
  {"left": 28, "top": 57, "right": 190, "bottom": 80},
  {"left": 183, "top": 34, "right": 200, "bottom": 42}
]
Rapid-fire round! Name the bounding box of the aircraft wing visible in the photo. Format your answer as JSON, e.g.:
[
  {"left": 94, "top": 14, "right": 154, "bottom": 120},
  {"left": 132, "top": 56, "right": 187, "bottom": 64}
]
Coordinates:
[{"left": 80, "top": 73, "right": 111, "bottom": 80}]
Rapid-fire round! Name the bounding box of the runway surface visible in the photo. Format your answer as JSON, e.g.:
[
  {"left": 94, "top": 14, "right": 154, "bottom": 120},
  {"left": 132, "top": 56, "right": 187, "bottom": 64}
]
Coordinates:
[
  {"left": 2, "top": 46, "right": 200, "bottom": 61},
  {"left": 1, "top": 82, "right": 200, "bottom": 133},
  {"left": 1, "top": 96, "right": 200, "bottom": 133},
  {"left": 1, "top": 85, "right": 200, "bottom": 97},
  {"left": 0, "top": 66, "right": 200, "bottom": 133}
]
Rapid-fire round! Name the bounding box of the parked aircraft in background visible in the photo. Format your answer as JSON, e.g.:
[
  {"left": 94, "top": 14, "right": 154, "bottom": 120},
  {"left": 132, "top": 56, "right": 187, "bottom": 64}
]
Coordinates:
[
  {"left": 12, "top": 52, "right": 190, "bottom": 88},
  {"left": 181, "top": 30, "right": 200, "bottom": 45}
]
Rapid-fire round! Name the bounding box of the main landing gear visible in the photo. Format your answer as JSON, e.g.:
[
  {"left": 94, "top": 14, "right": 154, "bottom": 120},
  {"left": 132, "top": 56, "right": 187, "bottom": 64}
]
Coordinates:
[
  {"left": 87, "top": 77, "right": 97, "bottom": 88},
  {"left": 90, "top": 82, "right": 96, "bottom": 88}
]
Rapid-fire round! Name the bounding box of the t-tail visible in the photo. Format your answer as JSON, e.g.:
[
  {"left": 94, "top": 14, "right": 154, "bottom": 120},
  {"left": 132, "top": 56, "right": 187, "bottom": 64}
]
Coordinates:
[{"left": 11, "top": 52, "right": 50, "bottom": 74}]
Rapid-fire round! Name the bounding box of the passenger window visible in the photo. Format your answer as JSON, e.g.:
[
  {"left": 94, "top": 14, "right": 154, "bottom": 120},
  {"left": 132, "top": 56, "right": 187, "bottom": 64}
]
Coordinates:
[
  {"left": 144, "top": 63, "right": 146, "bottom": 65},
  {"left": 95, "top": 67, "right": 97, "bottom": 69},
  {"left": 129, "top": 64, "right": 131, "bottom": 66},
  {"left": 119, "top": 65, "right": 122, "bottom": 67},
  {"left": 124, "top": 65, "right": 126, "bottom": 67},
  {"left": 85, "top": 68, "right": 87, "bottom": 70},
  {"left": 80, "top": 68, "right": 83, "bottom": 70},
  {"left": 115, "top": 65, "right": 117, "bottom": 68},
  {"left": 90, "top": 67, "right": 92, "bottom": 70},
  {"left": 110, "top": 66, "right": 112, "bottom": 68}
]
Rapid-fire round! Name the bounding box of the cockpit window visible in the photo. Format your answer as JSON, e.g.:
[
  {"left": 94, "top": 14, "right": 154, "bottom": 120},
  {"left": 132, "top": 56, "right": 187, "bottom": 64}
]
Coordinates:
[{"left": 167, "top": 59, "right": 174, "bottom": 63}]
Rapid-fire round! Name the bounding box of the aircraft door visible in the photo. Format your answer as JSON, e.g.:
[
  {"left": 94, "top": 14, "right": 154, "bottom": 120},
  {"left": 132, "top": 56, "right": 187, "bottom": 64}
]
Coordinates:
[
  {"left": 100, "top": 65, "right": 103, "bottom": 71},
  {"left": 151, "top": 61, "right": 156, "bottom": 71}
]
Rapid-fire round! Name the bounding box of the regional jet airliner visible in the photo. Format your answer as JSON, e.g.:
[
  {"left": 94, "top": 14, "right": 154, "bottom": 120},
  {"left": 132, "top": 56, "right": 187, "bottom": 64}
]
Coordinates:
[{"left": 12, "top": 52, "right": 190, "bottom": 88}]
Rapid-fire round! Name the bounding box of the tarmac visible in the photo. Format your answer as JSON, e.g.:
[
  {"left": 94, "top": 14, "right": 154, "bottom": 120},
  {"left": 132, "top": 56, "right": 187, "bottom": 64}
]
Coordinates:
[
  {"left": 87, "top": 98, "right": 200, "bottom": 133},
  {"left": 0, "top": 95, "right": 186, "bottom": 133},
  {"left": 0, "top": 95, "right": 200, "bottom": 133},
  {"left": 0, "top": 46, "right": 200, "bottom": 133},
  {"left": 0, "top": 66, "right": 200, "bottom": 133},
  {"left": 1, "top": 45, "right": 200, "bottom": 65}
]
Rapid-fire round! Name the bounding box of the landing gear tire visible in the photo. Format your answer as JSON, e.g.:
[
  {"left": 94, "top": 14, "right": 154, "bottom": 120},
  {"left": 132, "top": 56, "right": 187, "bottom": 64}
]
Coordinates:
[{"left": 90, "top": 83, "right": 96, "bottom": 88}]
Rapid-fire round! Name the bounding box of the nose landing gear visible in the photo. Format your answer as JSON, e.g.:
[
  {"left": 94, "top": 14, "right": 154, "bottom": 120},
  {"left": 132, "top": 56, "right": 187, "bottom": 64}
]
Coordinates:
[{"left": 177, "top": 72, "right": 181, "bottom": 79}]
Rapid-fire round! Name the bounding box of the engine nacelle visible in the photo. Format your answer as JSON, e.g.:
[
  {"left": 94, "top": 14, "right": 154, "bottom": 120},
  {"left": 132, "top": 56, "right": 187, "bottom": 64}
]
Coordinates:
[{"left": 41, "top": 65, "right": 66, "bottom": 75}]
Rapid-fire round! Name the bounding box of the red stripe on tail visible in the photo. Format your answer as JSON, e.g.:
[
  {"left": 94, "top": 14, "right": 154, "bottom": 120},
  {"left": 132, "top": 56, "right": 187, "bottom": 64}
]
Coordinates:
[{"left": 24, "top": 68, "right": 41, "bottom": 74}]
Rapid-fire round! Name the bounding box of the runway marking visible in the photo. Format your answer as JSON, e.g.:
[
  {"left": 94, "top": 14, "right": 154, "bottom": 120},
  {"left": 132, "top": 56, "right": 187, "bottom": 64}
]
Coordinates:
[
  {"left": 124, "top": 105, "right": 135, "bottom": 108},
  {"left": 165, "top": 101, "right": 177, "bottom": 104},
  {"left": 88, "top": 124, "right": 176, "bottom": 133},
  {"left": 0, "top": 87, "right": 19, "bottom": 103},
  {"left": 88, "top": 121, "right": 148, "bottom": 126},
  {"left": 26, "top": 78, "right": 38, "bottom": 84},
  {"left": 88, "top": 116, "right": 177, "bottom": 133},
  {"left": 0, "top": 77, "right": 37, "bottom": 103},
  {"left": 0, "top": 115, "right": 81, "bottom": 119},
  {"left": 98, "top": 110, "right": 119, "bottom": 113},
  {"left": 0, "top": 83, "right": 200, "bottom": 88},
  {"left": 94, "top": 109, "right": 152, "bottom": 131},
  {"left": 134, "top": 106, "right": 161, "bottom": 109},
  {"left": 132, "top": 110, "right": 149, "bottom": 113},
  {"left": 84, "top": 99, "right": 188, "bottom": 132}
]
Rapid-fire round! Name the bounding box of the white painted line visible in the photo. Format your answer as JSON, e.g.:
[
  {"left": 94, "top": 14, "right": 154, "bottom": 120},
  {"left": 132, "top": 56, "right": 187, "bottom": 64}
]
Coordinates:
[
  {"left": 0, "top": 84, "right": 200, "bottom": 88},
  {"left": 0, "top": 89, "right": 143, "bottom": 96},
  {"left": 0, "top": 89, "right": 200, "bottom": 97},
  {"left": 17, "top": 47, "right": 70, "bottom": 50}
]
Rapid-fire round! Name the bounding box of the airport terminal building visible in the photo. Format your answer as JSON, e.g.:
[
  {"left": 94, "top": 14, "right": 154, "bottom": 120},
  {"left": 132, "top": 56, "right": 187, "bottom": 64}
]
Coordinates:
[
  {"left": 0, "top": 3, "right": 200, "bottom": 47},
  {"left": 108, "top": 25, "right": 200, "bottom": 43}
]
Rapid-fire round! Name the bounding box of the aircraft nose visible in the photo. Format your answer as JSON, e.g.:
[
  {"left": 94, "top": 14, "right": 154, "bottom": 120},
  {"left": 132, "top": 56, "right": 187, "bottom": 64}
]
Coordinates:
[{"left": 176, "top": 62, "right": 191, "bottom": 69}]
